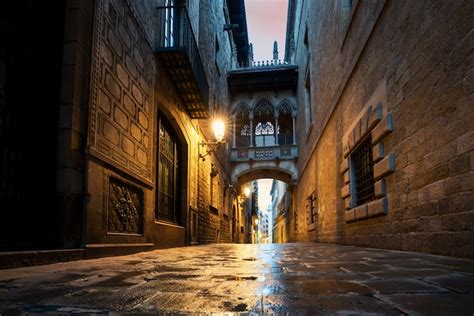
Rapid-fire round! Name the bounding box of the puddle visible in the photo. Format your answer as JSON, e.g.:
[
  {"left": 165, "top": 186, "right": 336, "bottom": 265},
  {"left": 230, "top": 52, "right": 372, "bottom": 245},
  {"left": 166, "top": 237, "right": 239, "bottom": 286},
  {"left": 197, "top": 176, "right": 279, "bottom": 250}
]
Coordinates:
[{"left": 212, "top": 275, "right": 258, "bottom": 281}]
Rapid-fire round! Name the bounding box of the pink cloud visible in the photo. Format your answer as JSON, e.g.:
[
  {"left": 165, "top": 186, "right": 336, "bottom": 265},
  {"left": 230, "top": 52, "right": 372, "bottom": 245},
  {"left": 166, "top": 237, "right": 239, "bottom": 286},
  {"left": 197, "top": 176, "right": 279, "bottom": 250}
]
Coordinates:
[{"left": 245, "top": 0, "right": 288, "bottom": 62}]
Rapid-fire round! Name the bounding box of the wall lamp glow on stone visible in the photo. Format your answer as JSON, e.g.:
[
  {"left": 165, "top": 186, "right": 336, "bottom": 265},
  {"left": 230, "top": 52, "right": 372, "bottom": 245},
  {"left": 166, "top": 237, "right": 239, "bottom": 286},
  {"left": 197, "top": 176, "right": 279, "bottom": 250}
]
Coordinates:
[
  {"left": 242, "top": 186, "right": 251, "bottom": 198},
  {"left": 199, "top": 119, "right": 226, "bottom": 161}
]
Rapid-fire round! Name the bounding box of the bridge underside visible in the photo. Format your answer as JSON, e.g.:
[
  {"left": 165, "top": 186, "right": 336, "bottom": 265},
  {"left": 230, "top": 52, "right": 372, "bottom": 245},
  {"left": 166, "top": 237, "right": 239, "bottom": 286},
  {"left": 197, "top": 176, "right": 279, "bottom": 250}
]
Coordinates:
[{"left": 231, "top": 161, "right": 298, "bottom": 185}]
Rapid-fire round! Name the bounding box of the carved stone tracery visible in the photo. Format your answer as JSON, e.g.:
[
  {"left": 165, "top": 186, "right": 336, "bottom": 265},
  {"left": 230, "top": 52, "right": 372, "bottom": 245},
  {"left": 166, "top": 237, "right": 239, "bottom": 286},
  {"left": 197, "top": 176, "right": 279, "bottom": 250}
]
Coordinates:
[{"left": 107, "top": 176, "right": 144, "bottom": 234}]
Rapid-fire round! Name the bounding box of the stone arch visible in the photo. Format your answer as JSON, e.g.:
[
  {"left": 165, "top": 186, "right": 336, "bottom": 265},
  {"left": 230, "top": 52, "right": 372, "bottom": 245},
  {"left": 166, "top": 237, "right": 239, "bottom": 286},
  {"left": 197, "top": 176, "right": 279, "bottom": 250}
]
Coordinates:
[
  {"left": 277, "top": 98, "right": 295, "bottom": 115},
  {"left": 231, "top": 161, "right": 298, "bottom": 185},
  {"left": 253, "top": 98, "right": 275, "bottom": 116},
  {"left": 232, "top": 102, "right": 250, "bottom": 116}
]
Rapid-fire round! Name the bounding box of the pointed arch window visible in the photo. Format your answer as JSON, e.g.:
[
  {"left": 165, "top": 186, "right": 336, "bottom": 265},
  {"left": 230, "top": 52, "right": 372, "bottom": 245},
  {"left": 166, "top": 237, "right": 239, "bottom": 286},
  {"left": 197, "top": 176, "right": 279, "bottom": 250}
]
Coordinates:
[
  {"left": 234, "top": 103, "right": 251, "bottom": 147},
  {"left": 240, "top": 124, "right": 251, "bottom": 136}
]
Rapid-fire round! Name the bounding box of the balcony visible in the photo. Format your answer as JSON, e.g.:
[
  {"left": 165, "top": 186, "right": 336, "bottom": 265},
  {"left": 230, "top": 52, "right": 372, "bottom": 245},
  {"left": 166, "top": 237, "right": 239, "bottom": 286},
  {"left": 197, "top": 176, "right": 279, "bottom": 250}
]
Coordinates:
[
  {"left": 155, "top": 6, "right": 209, "bottom": 119},
  {"left": 231, "top": 144, "right": 298, "bottom": 162}
]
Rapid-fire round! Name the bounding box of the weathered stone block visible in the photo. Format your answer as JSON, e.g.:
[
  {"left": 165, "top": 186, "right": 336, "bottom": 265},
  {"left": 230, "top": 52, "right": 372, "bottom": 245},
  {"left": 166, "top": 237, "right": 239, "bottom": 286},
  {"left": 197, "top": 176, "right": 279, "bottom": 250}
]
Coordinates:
[
  {"left": 343, "top": 171, "right": 350, "bottom": 184},
  {"left": 368, "top": 197, "right": 388, "bottom": 217},
  {"left": 341, "top": 184, "right": 351, "bottom": 198},
  {"left": 345, "top": 209, "right": 355, "bottom": 222},
  {"left": 343, "top": 142, "right": 350, "bottom": 157},
  {"left": 130, "top": 123, "right": 142, "bottom": 142},
  {"left": 116, "top": 63, "right": 130, "bottom": 88},
  {"left": 374, "top": 153, "right": 396, "bottom": 180},
  {"left": 137, "top": 147, "right": 147, "bottom": 165},
  {"left": 353, "top": 120, "right": 361, "bottom": 147},
  {"left": 123, "top": 94, "right": 136, "bottom": 116},
  {"left": 373, "top": 142, "right": 384, "bottom": 163},
  {"left": 131, "top": 83, "right": 143, "bottom": 105},
  {"left": 360, "top": 106, "right": 371, "bottom": 138},
  {"left": 367, "top": 102, "right": 382, "bottom": 131},
  {"left": 354, "top": 204, "right": 368, "bottom": 220},
  {"left": 448, "top": 152, "right": 470, "bottom": 176},
  {"left": 107, "top": 28, "right": 122, "bottom": 58},
  {"left": 99, "top": 90, "right": 112, "bottom": 114},
  {"left": 114, "top": 106, "right": 128, "bottom": 130},
  {"left": 102, "top": 118, "right": 120, "bottom": 145},
  {"left": 344, "top": 196, "right": 353, "bottom": 210},
  {"left": 105, "top": 73, "right": 121, "bottom": 101},
  {"left": 372, "top": 112, "right": 394, "bottom": 144},
  {"left": 138, "top": 110, "right": 148, "bottom": 130},
  {"left": 122, "top": 136, "right": 135, "bottom": 156},
  {"left": 340, "top": 158, "right": 349, "bottom": 174},
  {"left": 374, "top": 179, "right": 386, "bottom": 198}
]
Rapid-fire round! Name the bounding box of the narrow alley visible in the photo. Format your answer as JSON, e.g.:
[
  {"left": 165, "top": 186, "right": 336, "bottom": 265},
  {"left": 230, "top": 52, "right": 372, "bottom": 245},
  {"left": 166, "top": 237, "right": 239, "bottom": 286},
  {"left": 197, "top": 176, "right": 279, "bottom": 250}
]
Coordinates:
[
  {"left": 0, "top": 0, "right": 473, "bottom": 314},
  {"left": 1, "top": 243, "right": 473, "bottom": 314}
]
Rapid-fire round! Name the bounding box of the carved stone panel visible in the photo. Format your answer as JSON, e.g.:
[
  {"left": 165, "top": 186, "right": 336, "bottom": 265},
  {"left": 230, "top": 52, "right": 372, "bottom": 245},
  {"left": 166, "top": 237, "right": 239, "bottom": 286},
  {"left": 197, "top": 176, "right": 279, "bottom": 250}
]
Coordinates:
[
  {"left": 89, "top": 0, "right": 155, "bottom": 184},
  {"left": 107, "top": 176, "right": 144, "bottom": 234}
]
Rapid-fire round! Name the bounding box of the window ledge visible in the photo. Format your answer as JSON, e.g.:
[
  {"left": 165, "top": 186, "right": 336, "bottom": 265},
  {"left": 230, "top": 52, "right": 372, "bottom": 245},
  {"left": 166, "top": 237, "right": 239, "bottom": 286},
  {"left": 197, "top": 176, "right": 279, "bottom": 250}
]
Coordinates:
[
  {"left": 340, "top": 0, "right": 360, "bottom": 50},
  {"left": 345, "top": 197, "right": 388, "bottom": 223}
]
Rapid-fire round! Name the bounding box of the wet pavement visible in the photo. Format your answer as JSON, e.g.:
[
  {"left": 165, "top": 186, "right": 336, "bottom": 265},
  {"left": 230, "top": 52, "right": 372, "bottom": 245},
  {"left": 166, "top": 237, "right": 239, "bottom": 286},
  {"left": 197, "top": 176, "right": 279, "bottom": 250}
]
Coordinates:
[{"left": 0, "top": 243, "right": 473, "bottom": 315}]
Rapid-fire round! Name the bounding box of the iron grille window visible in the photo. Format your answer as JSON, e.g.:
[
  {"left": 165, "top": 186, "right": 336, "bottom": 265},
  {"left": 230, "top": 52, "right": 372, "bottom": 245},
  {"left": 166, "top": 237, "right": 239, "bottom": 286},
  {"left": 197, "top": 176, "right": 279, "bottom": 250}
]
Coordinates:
[
  {"left": 351, "top": 135, "right": 375, "bottom": 206},
  {"left": 308, "top": 192, "right": 317, "bottom": 224},
  {"left": 156, "top": 117, "right": 179, "bottom": 223}
]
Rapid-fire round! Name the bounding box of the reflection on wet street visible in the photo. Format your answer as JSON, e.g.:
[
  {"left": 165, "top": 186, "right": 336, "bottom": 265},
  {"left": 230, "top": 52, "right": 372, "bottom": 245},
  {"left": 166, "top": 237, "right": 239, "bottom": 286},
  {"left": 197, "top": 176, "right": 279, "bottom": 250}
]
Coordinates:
[{"left": 1, "top": 243, "right": 473, "bottom": 314}]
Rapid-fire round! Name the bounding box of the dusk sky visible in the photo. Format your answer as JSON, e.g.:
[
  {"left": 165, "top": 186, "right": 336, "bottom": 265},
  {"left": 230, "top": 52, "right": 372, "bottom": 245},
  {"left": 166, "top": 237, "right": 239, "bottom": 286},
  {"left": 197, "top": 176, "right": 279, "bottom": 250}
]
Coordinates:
[
  {"left": 245, "top": 0, "right": 289, "bottom": 62},
  {"left": 244, "top": 0, "right": 288, "bottom": 213}
]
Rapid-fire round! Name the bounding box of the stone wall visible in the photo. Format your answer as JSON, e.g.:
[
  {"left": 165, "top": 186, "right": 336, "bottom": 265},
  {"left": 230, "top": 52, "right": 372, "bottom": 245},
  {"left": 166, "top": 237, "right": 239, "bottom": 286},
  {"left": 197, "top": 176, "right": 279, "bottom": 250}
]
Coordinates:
[
  {"left": 293, "top": 0, "right": 474, "bottom": 258},
  {"left": 84, "top": 0, "right": 234, "bottom": 248}
]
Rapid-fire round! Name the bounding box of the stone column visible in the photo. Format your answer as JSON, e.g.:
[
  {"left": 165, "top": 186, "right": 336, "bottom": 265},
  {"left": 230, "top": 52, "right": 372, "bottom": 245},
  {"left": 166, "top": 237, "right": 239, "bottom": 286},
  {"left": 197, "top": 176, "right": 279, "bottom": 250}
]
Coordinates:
[
  {"left": 274, "top": 113, "right": 279, "bottom": 145},
  {"left": 249, "top": 113, "right": 254, "bottom": 147},
  {"left": 232, "top": 115, "right": 236, "bottom": 148},
  {"left": 292, "top": 113, "right": 297, "bottom": 145}
]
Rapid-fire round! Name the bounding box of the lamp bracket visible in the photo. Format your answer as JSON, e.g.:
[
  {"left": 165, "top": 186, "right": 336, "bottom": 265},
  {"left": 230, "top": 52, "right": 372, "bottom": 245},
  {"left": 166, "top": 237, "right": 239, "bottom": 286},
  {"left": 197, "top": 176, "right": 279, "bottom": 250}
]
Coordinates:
[{"left": 198, "top": 140, "right": 226, "bottom": 161}]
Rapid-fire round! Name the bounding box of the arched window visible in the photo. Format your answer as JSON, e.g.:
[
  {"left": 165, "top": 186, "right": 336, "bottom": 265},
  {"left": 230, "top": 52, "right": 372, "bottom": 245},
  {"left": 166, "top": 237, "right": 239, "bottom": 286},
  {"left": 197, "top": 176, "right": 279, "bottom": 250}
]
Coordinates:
[
  {"left": 277, "top": 99, "right": 295, "bottom": 145},
  {"left": 234, "top": 103, "right": 250, "bottom": 147},
  {"left": 254, "top": 99, "right": 275, "bottom": 146}
]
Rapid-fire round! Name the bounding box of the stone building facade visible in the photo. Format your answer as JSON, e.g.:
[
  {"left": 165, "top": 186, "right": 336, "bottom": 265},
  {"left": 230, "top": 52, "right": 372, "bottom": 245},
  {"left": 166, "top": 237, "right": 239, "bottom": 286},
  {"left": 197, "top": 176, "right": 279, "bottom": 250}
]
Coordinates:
[
  {"left": 288, "top": 0, "right": 474, "bottom": 258},
  {"left": 0, "top": 0, "right": 248, "bottom": 255}
]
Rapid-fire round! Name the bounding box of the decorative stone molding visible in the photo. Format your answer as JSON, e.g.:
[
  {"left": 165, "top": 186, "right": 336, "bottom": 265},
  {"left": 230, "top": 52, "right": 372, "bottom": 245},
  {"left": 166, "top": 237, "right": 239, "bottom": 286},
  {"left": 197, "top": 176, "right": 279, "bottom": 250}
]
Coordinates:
[
  {"left": 373, "top": 142, "right": 384, "bottom": 163},
  {"left": 374, "top": 154, "right": 396, "bottom": 180},
  {"left": 374, "top": 179, "right": 386, "bottom": 198},
  {"left": 88, "top": 0, "right": 154, "bottom": 186},
  {"left": 341, "top": 82, "right": 395, "bottom": 223},
  {"left": 106, "top": 176, "right": 144, "bottom": 235}
]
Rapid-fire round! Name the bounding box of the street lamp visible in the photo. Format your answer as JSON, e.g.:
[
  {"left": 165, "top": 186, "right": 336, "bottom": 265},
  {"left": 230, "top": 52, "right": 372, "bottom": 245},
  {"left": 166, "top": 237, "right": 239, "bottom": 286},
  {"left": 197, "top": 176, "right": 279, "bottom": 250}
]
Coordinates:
[{"left": 199, "top": 119, "right": 226, "bottom": 161}]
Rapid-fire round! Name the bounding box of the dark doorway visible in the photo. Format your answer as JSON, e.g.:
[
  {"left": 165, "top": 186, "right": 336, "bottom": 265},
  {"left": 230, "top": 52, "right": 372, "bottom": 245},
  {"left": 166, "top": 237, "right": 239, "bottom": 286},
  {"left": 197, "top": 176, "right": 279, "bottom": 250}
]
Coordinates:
[{"left": 0, "top": 1, "right": 66, "bottom": 250}]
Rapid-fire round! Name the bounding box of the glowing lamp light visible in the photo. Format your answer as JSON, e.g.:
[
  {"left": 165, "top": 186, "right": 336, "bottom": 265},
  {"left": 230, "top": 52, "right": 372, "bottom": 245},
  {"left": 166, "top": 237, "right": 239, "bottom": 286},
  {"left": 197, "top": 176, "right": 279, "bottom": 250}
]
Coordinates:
[
  {"left": 212, "top": 119, "right": 225, "bottom": 142},
  {"left": 254, "top": 218, "right": 259, "bottom": 225},
  {"left": 243, "top": 187, "right": 251, "bottom": 198}
]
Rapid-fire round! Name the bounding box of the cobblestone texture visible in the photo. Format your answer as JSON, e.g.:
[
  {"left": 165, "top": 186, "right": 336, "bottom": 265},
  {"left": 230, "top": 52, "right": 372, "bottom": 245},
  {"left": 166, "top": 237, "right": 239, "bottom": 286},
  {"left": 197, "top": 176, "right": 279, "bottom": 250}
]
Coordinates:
[{"left": 0, "top": 243, "right": 473, "bottom": 314}]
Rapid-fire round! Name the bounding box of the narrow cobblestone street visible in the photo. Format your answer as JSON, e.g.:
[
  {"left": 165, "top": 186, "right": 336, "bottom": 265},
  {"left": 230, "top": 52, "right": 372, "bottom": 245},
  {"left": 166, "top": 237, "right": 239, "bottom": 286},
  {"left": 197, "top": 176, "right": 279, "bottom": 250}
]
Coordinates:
[{"left": 0, "top": 243, "right": 473, "bottom": 315}]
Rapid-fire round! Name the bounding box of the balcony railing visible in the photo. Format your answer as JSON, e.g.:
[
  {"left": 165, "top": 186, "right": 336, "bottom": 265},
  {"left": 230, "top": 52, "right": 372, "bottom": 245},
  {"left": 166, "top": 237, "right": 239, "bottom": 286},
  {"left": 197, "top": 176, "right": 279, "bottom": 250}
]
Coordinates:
[
  {"left": 233, "top": 59, "right": 292, "bottom": 70},
  {"left": 155, "top": 5, "right": 209, "bottom": 119},
  {"left": 231, "top": 144, "right": 298, "bottom": 162}
]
